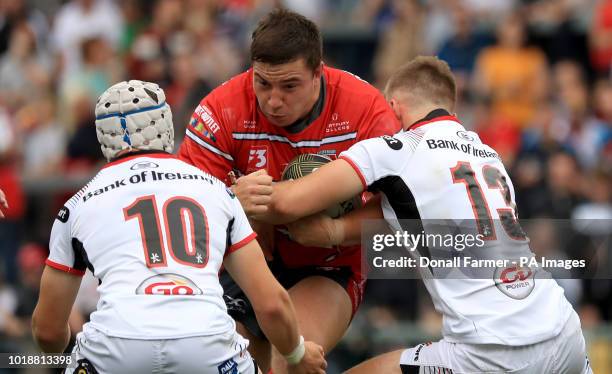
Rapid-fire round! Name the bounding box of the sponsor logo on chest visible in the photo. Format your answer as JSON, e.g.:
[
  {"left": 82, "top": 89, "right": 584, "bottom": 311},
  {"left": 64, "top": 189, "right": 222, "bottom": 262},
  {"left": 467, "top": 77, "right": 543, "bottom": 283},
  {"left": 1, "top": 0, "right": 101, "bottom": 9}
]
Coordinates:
[
  {"left": 192, "top": 105, "right": 221, "bottom": 141},
  {"left": 326, "top": 112, "right": 350, "bottom": 133},
  {"left": 243, "top": 120, "right": 256, "bottom": 129}
]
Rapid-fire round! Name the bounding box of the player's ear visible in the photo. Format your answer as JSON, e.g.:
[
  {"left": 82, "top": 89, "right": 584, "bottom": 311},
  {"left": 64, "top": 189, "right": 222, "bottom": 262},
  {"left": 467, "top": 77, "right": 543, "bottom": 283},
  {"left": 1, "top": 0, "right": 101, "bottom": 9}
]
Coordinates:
[
  {"left": 313, "top": 62, "right": 323, "bottom": 80},
  {"left": 389, "top": 98, "right": 402, "bottom": 121}
]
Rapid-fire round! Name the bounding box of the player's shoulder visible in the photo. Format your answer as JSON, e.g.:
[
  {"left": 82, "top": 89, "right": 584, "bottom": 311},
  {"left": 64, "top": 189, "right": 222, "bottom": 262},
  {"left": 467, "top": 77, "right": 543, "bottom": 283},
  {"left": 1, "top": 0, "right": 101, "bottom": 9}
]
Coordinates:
[
  {"left": 142, "top": 156, "right": 229, "bottom": 191},
  {"left": 205, "top": 70, "right": 253, "bottom": 103},
  {"left": 194, "top": 70, "right": 254, "bottom": 135},
  {"left": 174, "top": 161, "right": 239, "bottom": 209},
  {"left": 396, "top": 128, "right": 429, "bottom": 149},
  {"left": 344, "top": 129, "right": 431, "bottom": 172},
  {"left": 55, "top": 169, "right": 105, "bottom": 225},
  {"left": 324, "top": 66, "right": 382, "bottom": 101},
  {"left": 345, "top": 132, "right": 412, "bottom": 159}
]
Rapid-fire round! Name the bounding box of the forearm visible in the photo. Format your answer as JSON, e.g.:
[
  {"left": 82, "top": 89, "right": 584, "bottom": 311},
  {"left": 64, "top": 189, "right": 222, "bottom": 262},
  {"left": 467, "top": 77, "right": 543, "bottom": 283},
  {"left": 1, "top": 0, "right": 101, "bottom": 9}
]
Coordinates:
[
  {"left": 33, "top": 323, "right": 70, "bottom": 353},
  {"left": 32, "top": 267, "right": 81, "bottom": 353},
  {"left": 254, "top": 289, "right": 301, "bottom": 356},
  {"left": 252, "top": 180, "right": 307, "bottom": 224},
  {"left": 251, "top": 206, "right": 295, "bottom": 225},
  {"left": 336, "top": 194, "right": 383, "bottom": 246},
  {"left": 285, "top": 195, "right": 384, "bottom": 248}
]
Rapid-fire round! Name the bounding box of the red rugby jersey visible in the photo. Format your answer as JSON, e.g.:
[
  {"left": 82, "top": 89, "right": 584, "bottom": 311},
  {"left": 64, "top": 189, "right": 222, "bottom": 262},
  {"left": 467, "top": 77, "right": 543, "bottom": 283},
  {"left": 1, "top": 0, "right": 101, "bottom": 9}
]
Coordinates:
[{"left": 178, "top": 65, "right": 400, "bottom": 271}]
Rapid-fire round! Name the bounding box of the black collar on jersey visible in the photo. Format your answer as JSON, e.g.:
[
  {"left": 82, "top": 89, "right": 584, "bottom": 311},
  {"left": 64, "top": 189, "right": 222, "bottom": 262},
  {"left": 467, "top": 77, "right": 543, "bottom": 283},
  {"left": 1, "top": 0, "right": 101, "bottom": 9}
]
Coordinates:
[
  {"left": 109, "top": 150, "right": 171, "bottom": 163},
  {"left": 408, "top": 108, "right": 451, "bottom": 130},
  {"left": 408, "top": 109, "right": 459, "bottom": 131},
  {"left": 283, "top": 75, "right": 327, "bottom": 134}
]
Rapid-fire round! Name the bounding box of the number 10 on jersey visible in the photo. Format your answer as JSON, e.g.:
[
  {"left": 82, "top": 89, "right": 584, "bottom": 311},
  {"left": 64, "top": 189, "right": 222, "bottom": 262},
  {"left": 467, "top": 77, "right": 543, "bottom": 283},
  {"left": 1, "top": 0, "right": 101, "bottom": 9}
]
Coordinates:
[{"left": 124, "top": 195, "right": 210, "bottom": 268}]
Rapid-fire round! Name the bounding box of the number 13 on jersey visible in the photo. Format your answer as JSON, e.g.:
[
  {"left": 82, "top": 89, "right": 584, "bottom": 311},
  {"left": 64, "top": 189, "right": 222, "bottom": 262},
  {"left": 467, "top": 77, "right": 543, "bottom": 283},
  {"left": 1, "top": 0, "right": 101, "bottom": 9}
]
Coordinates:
[{"left": 451, "top": 161, "right": 526, "bottom": 241}]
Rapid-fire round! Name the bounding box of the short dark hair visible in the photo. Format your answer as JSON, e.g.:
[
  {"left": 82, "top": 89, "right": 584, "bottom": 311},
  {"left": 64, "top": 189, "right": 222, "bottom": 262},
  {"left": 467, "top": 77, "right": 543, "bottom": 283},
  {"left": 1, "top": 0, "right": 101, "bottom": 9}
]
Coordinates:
[
  {"left": 250, "top": 9, "right": 322, "bottom": 71},
  {"left": 385, "top": 56, "right": 456, "bottom": 111}
]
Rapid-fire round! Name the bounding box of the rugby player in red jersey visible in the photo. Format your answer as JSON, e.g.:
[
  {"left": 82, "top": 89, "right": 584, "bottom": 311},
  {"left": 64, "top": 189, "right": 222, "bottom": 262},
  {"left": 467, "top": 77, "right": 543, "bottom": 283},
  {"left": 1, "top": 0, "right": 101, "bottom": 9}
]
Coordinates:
[{"left": 178, "top": 9, "right": 400, "bottom": 373}]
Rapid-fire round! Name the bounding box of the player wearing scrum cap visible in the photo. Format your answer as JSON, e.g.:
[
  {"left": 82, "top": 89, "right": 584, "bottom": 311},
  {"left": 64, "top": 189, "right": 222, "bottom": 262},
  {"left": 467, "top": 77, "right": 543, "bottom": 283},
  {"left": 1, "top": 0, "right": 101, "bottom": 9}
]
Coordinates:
[
  {"left": 250, "top": 57, "right": 592, "bottom": 373},
  {"left": 32, "top": 80, "right": 326, "bottom": 374}
]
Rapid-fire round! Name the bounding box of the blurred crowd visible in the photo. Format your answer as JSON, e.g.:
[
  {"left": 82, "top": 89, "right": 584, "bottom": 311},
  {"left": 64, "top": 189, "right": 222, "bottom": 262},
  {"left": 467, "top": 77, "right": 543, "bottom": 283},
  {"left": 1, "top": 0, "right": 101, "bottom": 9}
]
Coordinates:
[{"left": 0, "top": 0, "right": 611, "bottom": 372}]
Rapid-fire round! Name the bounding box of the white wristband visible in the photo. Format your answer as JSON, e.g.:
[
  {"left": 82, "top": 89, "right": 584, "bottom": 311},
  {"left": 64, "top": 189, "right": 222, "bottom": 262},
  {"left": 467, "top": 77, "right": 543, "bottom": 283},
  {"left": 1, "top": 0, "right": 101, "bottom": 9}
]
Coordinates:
[{"left": 284, "top": 335, "right": 305, "bottom": 365}]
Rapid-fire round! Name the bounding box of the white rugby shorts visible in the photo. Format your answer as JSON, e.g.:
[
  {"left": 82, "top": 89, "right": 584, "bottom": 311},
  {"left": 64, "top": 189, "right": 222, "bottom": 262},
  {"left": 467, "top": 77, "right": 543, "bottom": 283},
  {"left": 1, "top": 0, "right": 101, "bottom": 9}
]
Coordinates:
[
  {"left": 67, "top": 324, "right": 256, "bottom": 374},
  {"left": 399, "top": 312, "right": 592, "bottom": 374}
]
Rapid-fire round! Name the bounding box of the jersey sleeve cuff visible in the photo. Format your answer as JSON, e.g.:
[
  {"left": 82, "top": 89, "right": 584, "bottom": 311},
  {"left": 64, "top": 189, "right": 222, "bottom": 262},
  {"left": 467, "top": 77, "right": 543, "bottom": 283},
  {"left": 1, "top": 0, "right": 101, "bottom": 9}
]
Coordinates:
[
  {"left": 45, "top": 259, "right": 85, "bottom": 276},
  {"left": 226, "top": 232, "right": 258, "bottom": 256},
  {"left": 339, "top": 155, "right": 367, "bottom": 191}
]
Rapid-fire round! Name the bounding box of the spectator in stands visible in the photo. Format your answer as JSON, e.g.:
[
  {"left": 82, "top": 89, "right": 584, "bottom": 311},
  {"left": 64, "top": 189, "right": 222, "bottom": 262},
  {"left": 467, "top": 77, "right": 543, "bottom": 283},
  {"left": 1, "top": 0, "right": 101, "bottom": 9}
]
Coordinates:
[
  {"left": 0, "top": 23, "right": 52, "bottom": 111},
  {"left": 592, "top": 79, "right": 612, "bottom": 158},
  {"left": 525, "top": 0, "right": 590, "bottom": 66},
  {"left": 462, "top": 0, "right": 517, "bottom": 27},
  {"left": 550, "top": 60, "right": 611, "bottom": 169},
  {"left": 64, "top": 95, "right": 104, "bottom": 172},
  {"left": 184, "top": 2, "right": 243, "bottom": 86},
  {"left": 165, "top": 51, "right": 213, "bottom": 143},
  {"left": 473, "top": 12, "right": 549, "bottom": 128},
  {"left": 0, "top": 0, "right": 49, "bottom": 56},
  {"left": 0, "top": 268, "right": 25, "bottom": 369},
  {"left": 0, "top": 110, "right": 25, "bottom": 283},
  {"left": 437, "top": 4, "right": 490, "bottom": 97},
  {"left": 372, "top": 0, "right": 424, "bottom": 87},
  {"left": 573, "top": 169, "right": 612, "bottom": 221},
  {"left": 16, "top": 97, "right": 66, "bottom": 179},
  {"left": 472, "top": 96, "right": 521, "bottom": 166},
  {"left": 51, "top": 0, "right": 123, "bottom": 82},
  {"left": 350, "top": 0, "right": 395, "bottom": 33},
  {"left": 544, "top": 151, "right": 585, "bottom": 217},
  {"left": 116, "top": 0, "right": 148, "bottom": 55},
  {"left": 589, "top": 0, "right": 612, "bottom": 76},
  {"left": 60, "top": 36, "right": 122, "bottom": 134},
  {"left": 126, "top": 0, "right": 184, "bottom": 84},
  {"left": 14, "top": 243, "right": 46, "bottom": 329}
]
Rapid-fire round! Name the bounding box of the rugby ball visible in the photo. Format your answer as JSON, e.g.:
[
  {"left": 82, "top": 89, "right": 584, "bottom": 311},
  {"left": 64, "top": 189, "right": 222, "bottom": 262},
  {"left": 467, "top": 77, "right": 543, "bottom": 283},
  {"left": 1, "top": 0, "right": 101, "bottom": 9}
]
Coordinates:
[{"left": 281, "top": 153, "right": 361, "bottom": 218}]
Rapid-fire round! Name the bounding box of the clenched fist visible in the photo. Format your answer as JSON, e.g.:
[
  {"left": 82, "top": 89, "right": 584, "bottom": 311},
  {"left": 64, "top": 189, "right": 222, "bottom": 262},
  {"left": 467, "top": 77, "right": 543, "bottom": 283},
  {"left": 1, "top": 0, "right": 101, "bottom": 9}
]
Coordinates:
[{"left": 230, "top": 169, "right": 273, "bottom": 216}]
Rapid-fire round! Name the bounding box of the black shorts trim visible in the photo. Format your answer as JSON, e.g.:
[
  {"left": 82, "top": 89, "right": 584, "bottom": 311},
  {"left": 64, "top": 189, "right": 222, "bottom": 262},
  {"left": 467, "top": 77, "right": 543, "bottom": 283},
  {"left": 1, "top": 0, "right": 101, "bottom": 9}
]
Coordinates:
[{"left": 400, "top": 365, "right": 454, "bottom": 374}]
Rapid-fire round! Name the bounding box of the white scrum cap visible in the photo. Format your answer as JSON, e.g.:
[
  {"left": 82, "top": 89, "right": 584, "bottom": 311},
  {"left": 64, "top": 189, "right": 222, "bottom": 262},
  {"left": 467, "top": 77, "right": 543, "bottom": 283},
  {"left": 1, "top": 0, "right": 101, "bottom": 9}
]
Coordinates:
[{"left": 95, "top": 80, "right": 174, "bottom": 160}]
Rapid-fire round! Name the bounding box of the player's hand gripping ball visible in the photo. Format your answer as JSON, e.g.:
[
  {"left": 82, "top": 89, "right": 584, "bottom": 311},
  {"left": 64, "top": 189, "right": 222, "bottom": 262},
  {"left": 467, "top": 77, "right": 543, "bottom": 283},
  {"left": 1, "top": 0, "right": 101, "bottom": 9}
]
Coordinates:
[{"left": 281, "top": 153, "right": 361, "bottom": 218}]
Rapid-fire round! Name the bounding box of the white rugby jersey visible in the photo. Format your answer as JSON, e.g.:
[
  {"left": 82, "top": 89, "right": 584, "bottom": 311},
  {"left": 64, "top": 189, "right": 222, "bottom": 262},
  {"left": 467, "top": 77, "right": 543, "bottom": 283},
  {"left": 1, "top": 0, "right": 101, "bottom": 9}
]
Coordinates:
[
  {"left": 47, "top": 152, "right": 256, "bottom": 339},
  {"left": 340, "top": 111, "right": 574, "bottom": 345}
]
